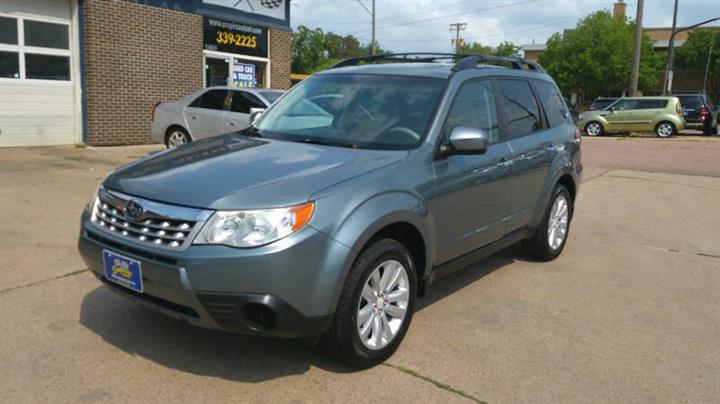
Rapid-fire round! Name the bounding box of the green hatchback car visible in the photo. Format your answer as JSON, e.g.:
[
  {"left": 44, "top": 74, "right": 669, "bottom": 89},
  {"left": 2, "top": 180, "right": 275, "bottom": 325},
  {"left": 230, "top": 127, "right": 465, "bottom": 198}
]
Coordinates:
[{"left": 577, "top": 96, "right": 685, "bottom": 138}]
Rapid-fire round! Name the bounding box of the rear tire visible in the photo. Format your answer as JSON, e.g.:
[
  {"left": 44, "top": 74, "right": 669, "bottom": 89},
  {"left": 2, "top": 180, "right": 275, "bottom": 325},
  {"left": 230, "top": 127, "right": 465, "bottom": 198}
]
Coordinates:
[
  {"left": 322, "top": 239, "right": 416, "bottom": 368},
  {"left": 655, "top": 121, "right": 676, "bottom": 138},
  {"left": 522, "top": 184, "right": 573, "bottom": 261},
  {"left": 584, "top": 121, "right": 604, "bottom": 137},
  {"left": 165, "top": 127, "right": 191, "bottom": 148}
]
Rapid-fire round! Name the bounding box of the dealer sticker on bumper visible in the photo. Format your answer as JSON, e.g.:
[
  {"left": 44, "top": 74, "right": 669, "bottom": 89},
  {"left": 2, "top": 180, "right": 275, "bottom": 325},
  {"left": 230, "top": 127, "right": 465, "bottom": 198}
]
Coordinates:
[{"left": 102, "top": 250, "right": 143, "bottom": 293}]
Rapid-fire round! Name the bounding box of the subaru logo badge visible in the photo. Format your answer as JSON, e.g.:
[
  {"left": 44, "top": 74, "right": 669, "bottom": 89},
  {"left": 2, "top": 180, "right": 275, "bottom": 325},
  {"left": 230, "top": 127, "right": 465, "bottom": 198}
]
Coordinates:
[{"left": 124, "top": 200, "right": 145, "bottom": 221}]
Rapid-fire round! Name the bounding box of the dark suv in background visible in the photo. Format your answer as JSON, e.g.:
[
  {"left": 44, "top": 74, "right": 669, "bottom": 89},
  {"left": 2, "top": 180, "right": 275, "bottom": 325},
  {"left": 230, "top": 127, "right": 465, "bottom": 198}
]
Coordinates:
[
  {"left": 78, "top": 53, "right": 581, "bottom": 368},
  {"left": 675, "top": 93, "right": 718, "bottom": 135}
]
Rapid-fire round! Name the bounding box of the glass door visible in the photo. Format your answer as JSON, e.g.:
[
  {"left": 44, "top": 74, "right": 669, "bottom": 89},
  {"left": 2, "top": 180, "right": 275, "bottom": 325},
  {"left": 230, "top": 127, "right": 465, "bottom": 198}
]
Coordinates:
[{"left": 205, "top": 55, "right": 230, "bottom": 87}]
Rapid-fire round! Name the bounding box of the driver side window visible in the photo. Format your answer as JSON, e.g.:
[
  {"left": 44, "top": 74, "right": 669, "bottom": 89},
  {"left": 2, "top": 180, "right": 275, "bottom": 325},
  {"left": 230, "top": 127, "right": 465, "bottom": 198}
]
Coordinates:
[{"left": 443, "top": 80, "right": 499, "bottom": 144}]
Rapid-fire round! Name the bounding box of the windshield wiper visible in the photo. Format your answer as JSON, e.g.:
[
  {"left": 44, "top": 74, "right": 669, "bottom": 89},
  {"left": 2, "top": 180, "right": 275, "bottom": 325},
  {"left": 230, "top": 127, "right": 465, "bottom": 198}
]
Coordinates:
[{"left": 295, "top": 138, "right": 357, "bottom": 149}]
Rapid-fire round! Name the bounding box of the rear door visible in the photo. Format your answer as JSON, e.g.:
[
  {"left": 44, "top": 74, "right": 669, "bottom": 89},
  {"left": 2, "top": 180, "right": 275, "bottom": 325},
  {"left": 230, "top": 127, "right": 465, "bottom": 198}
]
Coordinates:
[
  {"left": 431, "top": 79, "right": 514, "bottom": 263},
  {"left": 632, "top": 99, "right": 668, "bottom": 130},
  {"left": 184, "top": 89, "right": 229, "bottom": 139},
  {"left": 496, "top": 78, "right": 556, "bottom": 232},
  {"left": 226, "top": 90, "right": 267, "bottom": 130}
]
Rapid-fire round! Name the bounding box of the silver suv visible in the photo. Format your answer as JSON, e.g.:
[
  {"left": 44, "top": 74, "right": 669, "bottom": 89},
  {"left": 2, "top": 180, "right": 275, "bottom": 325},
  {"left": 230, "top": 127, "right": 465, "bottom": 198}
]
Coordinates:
[{"left": 78, "top": 54, "right": 582, "bottom": 368}]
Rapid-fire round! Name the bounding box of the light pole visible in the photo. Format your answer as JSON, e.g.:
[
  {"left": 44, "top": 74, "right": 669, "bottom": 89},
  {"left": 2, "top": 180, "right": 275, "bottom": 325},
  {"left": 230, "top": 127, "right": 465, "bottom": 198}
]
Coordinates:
[{"left": 663, "top": 17, "right": 720, "bottom": 94}]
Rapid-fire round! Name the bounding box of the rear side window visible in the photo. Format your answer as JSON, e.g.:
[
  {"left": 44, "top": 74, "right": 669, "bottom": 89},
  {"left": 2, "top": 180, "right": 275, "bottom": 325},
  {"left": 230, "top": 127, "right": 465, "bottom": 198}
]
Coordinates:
[
  {"left": 443, "top": 80, "right": 499, "bottom": 144},
  {"left": 496, "top": 79, "right": 542, "bottom": 139},
  {"left": 190, "top": 90, "right": 228, "bottom": 110},
  {"left": 230, "top": 91, "right": 265, "bottom": 113},
  {"left": 636, "top": 99, "right": 668, "bottom": 109},
  {"left": 533, "top": 80, "right": 567, "bottom": 128}
]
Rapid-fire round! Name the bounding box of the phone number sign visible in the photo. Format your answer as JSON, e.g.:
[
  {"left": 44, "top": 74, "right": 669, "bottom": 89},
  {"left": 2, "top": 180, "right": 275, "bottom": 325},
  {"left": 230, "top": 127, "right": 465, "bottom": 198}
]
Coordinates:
[{"left": 203, "top": 17, "right": 268, "bottom": 58}]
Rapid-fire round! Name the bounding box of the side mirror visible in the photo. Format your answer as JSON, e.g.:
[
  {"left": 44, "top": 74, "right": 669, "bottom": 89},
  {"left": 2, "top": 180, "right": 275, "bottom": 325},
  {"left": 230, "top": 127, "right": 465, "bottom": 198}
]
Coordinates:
[
  {"left": 249, "top": 108, "right": 265, "bottom": 126},
  {"left": 446, "top": 126, "right": 488, "bottom": 155}
]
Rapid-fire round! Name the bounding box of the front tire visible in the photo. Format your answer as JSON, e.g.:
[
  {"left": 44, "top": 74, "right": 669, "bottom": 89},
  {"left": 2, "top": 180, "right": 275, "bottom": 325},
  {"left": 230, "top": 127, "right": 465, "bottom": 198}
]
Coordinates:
[
  {"left": 522, "top": 184, "right": 573, "bottom": 261},
  {"left": 322, "top": 239, "right": 416, "bottom": 368},
  {"left": 655, "top": 121, "right": 676, "bottom": 138},
  {"left": 584, "top": 121, "right": 604, "bottom": 136}
]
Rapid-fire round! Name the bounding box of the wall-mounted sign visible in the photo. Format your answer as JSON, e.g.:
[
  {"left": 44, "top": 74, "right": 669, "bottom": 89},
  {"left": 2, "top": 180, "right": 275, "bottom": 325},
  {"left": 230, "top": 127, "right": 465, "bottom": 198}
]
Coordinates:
[
  {"left": 203, "top": 17, "right": 268, "bottom": 58},
  {"left": 233, "top": 63, "right": 256, "bottom": 88},
  {"left": 203, "top": 0, "right": 286, "bottom": 22}
]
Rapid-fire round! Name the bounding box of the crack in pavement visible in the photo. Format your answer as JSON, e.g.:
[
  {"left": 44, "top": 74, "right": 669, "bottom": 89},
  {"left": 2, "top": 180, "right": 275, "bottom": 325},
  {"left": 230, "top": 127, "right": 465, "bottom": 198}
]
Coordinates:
[
  {"left": 0, "top": 269, "right": 88, "bottom": 295},
  {"left": 602, "top": 174, "right": 720, "bottom": 192},
  {"left": 383, "top": 362, "right": 488, "bottom": 403}
]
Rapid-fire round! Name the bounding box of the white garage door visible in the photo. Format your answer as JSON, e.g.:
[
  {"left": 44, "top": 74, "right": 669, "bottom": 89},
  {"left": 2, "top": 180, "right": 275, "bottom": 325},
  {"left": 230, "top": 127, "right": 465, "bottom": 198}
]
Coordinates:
[{"left": 0, "top": 0, "right": 80, "bottom": 147}]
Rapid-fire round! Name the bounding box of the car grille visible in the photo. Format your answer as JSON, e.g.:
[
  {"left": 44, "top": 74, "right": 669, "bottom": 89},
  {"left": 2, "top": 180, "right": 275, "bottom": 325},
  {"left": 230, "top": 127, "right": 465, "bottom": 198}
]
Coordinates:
[{"left": 92, "top": 189, "right": 211, "bottom": 250}]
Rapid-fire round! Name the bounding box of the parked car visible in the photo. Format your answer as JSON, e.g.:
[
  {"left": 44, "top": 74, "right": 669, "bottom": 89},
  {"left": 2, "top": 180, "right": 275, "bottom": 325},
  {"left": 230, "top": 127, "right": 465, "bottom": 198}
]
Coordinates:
[
  {"left": 589, "top": 97, "right": 618, "bottom": 111},
  {"left": 78, "top": 54, "right": 581, "bottom": 368},
  {"left": 674, "top": 93, "right": 718, "bottom": 135},
  {"left": 577, "top": 96, "right": 685, "bottom": 137},
  {"left": 150, "top": 87, "right": 285, "bottom": 148}
]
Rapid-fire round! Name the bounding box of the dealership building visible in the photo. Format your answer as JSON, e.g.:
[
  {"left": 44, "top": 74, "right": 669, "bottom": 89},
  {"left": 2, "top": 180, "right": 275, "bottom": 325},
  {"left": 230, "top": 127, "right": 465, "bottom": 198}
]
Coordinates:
[{"left": 0, "top": 0, "right": 292, "bottom": 147}]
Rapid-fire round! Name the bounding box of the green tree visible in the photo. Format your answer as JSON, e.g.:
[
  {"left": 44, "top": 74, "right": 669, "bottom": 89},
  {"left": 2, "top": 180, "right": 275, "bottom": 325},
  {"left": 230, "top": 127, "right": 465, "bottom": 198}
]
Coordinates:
[
  {"left": 539, "top": 11, "right": 661, "bottom": 99},
  {"left": 457, "top": 40, "right": 521, "bottom": 57},
  {"left": 291, "top": 25, "right": 385, "bottom": 74},
  {"left": 675, "top": 27, "right": 720, "bottom": 100}
]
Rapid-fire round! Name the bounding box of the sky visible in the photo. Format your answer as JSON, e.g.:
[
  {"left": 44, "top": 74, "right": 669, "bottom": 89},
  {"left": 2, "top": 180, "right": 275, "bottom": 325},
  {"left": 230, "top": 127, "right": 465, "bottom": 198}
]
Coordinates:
[{"left": 290, "top": 0, "right": 720, "bottom": 52}]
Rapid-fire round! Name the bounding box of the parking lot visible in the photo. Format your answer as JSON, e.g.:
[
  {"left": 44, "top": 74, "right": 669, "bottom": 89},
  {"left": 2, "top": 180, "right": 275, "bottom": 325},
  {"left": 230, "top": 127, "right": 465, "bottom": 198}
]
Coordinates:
[{"left": 1, "top": 136, "right": 719, "bottom": 403}]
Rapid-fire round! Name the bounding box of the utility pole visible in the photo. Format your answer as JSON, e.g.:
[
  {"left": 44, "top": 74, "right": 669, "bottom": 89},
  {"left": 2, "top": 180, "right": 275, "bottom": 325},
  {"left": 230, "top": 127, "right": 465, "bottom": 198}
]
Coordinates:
[
  {"left": 703, "top": 45, "right": 713, "bottom": 93},
  {"left": 629, "top": 0, "right": 644, "bottom": 96},
  {"left": 356, "top": 0, "right": 376, "bottom": 55},
  {"left": 662, "top": 0, "right": 680, "bottom": 94},
  {"left": 449, "top": 22, "right": 467, "bottom": 54},
  {"left": 371, "top": 0, "right": 376, "bottom": 55}
]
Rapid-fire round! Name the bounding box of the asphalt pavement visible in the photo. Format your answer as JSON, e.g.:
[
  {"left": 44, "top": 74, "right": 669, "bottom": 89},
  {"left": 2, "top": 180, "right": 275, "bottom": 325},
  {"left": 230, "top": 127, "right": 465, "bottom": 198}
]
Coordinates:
[{"left": 0, "top": 137, "right": 718, "bottom": 403}]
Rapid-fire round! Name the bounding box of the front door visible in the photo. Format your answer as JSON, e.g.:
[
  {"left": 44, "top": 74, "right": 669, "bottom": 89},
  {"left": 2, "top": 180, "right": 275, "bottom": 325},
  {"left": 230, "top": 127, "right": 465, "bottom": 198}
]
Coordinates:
[
  {"left": 184, "top": 89, "right": 228, "bottom": 140},
  {"left": 602, "top": 98, "right": 637, "bottom": 131},
  {"left": 430, "top": 80, "right": 514, "bottom": 264},
  {"left": 205, "top": 56, "right": 230, "bottom": 87},
  {"left": 225, "top": 90, "right": 267, "bottom": 130}
]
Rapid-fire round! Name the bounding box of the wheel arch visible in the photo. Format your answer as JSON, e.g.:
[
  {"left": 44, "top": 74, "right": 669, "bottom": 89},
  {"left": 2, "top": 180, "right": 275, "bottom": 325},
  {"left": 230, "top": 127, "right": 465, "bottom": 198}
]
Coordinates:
[{"left": 165, "top": 124, "right": 192, "bottom": 144}]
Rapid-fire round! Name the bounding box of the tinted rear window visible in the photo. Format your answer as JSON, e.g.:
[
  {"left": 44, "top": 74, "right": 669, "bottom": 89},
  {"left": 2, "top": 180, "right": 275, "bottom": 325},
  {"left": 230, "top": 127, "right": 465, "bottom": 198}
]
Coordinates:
[
  {"left": 496, "top": 79, "right": 542, "bottom": 139},
  {"left": 533, "top": 80, "right": 567, "bottom": 128},
  {"left": 677, "top": 96, "right": 702, "bottom": 108}
]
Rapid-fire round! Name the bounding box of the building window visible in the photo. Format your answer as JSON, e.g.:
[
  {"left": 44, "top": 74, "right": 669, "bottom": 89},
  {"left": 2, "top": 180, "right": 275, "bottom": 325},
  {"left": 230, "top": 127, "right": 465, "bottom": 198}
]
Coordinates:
[
  {"left": 0, "top": 15, "right": 71, "bottom": 81},
  {"left": 24, "top": 20, "right": 69, "bottom": 49},
  {"left": 0, "top": 51, "right": 19, "bottom": 78},
  {"left": 0, "top": 16, "right": 18, "bottom": 44}
]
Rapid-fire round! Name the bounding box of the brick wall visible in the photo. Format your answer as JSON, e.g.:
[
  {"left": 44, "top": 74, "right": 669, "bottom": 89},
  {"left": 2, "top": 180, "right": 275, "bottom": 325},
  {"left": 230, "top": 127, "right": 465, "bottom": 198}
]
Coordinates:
[
  {"left": 83, "top": 0, "right": 203, "bottom": 145},
  {"left": 269, "top": 29, "right": 292, "bottom": 90}
]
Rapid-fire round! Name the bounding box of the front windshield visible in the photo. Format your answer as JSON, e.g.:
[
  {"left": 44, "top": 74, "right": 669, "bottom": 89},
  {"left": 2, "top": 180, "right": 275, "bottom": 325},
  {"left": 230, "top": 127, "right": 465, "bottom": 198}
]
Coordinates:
[{"left": 254, "top": 73, "right": 446, "bottom": 150}]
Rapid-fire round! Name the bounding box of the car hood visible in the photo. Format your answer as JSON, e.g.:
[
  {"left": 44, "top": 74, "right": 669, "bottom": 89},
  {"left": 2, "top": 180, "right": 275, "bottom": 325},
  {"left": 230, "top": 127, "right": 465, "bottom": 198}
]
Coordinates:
[{"left": 104, "top": 133, "right": 406, "bottom": 210}]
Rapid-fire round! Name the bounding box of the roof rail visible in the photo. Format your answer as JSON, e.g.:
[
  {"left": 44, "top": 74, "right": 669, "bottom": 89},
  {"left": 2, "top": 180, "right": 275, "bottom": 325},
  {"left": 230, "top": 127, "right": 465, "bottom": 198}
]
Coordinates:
[
  {"left": 329, "top": 53, "right": 459, "bottom": 69},
  {"left": 329, "top": 53, "right": 545, "bottom": 73},
  {"left": 451, "top": 55, "right": 545, "bottom": 73}
]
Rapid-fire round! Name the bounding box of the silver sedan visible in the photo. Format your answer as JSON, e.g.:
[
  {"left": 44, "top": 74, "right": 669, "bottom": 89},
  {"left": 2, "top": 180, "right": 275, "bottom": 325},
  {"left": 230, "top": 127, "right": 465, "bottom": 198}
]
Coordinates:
[{"left": 150, "top": 86, "right": 284, "bottom": 147}]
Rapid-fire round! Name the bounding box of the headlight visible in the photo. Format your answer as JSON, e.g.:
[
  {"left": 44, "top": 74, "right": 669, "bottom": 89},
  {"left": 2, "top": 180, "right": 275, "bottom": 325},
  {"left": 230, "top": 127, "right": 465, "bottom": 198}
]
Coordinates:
[
  {"left": 194, "top": 202, "right": 314, "bottom": 247},
  {"left": 86, "top": 185, "right": 102, "bottom": 219}
]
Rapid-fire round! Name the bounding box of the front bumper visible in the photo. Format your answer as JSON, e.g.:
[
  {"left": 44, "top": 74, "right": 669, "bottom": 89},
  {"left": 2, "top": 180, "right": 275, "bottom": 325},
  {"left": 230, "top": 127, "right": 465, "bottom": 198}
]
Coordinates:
[{"left": 78, "top": 212, "right": 351, "bottom": 338}]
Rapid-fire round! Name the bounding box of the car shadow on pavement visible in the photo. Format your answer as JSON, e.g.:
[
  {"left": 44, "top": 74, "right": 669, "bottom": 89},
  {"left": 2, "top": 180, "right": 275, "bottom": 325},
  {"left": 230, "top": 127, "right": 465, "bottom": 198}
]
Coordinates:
[
  {"left": 79, "top": 287, "right": 354, "bottom": 382},
  {"left": 78, "top": 244, "right": 523, "bottom": 382}
]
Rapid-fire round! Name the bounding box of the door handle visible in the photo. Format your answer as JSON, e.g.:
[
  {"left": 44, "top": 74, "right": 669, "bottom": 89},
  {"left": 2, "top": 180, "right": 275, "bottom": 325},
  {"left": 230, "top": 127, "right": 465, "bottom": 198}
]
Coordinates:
[
  {"left": 545, "top": 143, "right": 555, "bottom": 151},
  {"left": 228, "top": 121, "right": 236, "bottom": 126},
  {"left": 496, "top": 158, "right": 513, "bottom": 169},
  {"left": 190, "top": 115, "right": 198, "bottom": 120}
]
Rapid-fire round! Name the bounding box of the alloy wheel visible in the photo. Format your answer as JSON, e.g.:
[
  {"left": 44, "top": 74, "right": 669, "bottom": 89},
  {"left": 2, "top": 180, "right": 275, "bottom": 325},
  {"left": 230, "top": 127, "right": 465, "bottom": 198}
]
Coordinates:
[
  {"left": 356, "top": 259, "right": 409, "bottom": 350},
  {"left": 586, "top": 122, "right": 601, "bottom": 136},
  {"left": 167, "top": 131, "right": 188, "bottom": 147},
  {"left": 547, "top": 195, "right": 569, "bottom": 250},
  {"left": 656, "top": 123, "right": 674, "bottom": 138}
]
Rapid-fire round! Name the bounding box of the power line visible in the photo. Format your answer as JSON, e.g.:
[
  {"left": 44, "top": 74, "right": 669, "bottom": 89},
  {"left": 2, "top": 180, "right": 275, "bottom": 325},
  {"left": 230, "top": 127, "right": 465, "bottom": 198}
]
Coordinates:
[{"left": 346, "top": 0, "right": 537, "bottom": 34}]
